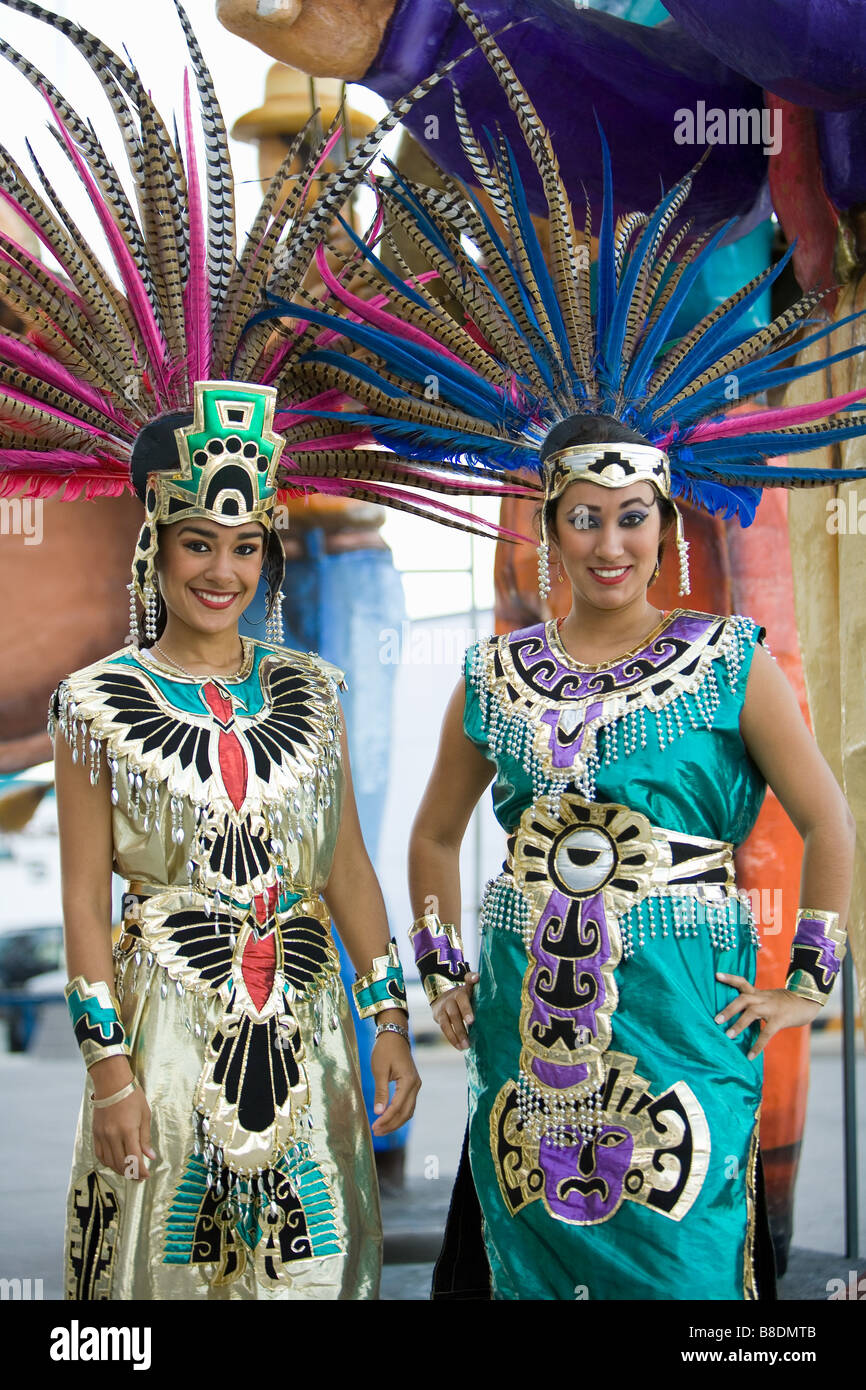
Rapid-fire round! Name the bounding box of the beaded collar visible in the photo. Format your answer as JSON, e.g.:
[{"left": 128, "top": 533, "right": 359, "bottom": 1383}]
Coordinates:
[{"left": 467, "top": 610, "right": 760, "bottom": 801}]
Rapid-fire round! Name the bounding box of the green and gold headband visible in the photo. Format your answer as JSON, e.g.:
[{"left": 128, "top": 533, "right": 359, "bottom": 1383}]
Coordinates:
[{"left": 130, "top": 382, "right": 286, "bottom": 629}]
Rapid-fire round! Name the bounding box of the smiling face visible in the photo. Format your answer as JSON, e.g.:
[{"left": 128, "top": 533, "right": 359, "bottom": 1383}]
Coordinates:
[
  {"left": 155, "top": 518, "right": 266, "bottom": 637},
  {"left": 549, "top": 480, "right": 668, "bottom": 610}
]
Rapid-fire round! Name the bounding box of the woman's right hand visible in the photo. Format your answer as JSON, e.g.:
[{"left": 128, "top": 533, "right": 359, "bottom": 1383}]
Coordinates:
[
  {"left": 432, "top": 971, "right": 480, "bottom": 1052},
  {"left": 92, "top": 1080, "right": 155, "bottom": 1182}
]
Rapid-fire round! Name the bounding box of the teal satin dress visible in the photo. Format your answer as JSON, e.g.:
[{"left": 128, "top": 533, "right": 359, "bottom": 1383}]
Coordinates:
[{"left": 461, "top": 609, "right": 768, "bottom": 1300}]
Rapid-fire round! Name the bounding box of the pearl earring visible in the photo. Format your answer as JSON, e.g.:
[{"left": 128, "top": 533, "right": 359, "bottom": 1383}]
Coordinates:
[
  {"left": 675, "top": 509, "right": 691, "bottom": 596},
  {"left": 126, "top": 581, "right": 139, "bottom": 649},
  {"left": 144, "top": 581, "right": 159, "bottom": 643},
  {"left": 266, "top": 589, "right": 284, "bottom": 644},
  {"left": 536, "top": 541, "right": 551, "bottom": 600}
]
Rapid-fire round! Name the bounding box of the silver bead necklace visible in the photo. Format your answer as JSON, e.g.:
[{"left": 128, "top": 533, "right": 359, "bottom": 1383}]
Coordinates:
[{"left": 151, "top": 639, "right": 247, "bottom": 683}]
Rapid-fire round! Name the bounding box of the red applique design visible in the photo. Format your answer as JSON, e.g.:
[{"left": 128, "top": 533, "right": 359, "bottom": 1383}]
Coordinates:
[
  {"left": 240, "top": 931, "right": 276, "bottom": 1011},
  {"left": 202, "top": 682, "right": 248, "bottom": 811}
]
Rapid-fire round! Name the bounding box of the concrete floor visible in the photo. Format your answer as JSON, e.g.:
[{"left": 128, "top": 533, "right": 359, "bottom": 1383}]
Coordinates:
[{"left": 0, "top": 1015, "right": 862, "bottom": 1301}]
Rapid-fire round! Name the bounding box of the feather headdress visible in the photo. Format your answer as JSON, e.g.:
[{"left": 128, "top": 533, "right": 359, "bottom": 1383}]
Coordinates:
[
  {"left": 0, "top": 0, "right": 532, "bottom": 566},
  {"left": 242, "top": 0, "right": 866, "bottom": 584}
]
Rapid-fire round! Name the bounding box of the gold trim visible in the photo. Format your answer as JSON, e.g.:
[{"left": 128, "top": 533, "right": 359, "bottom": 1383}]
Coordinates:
[
  {"left": 477, "top": 610, "right": 735, "bottom": 794},
  {"left": 542, "top": 443, "right": 671, "bottom": 506},
  {"left": 134, "top": 636, "right": 257, "bottom": 684},
  {"left": 546, "top": 609, "right": 680, "bottom": 673},
  {"left": 743, "top": 1109, "right": 761, "bottom": 1300}
]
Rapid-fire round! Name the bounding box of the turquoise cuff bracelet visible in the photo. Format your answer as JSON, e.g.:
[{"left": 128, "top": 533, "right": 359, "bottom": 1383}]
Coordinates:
[
  {"left": 352, "top": 940, "right": 408, "bottom": 1019},
  {"left": 65, "top": 975, "right": 131, "bottom": 1068}
]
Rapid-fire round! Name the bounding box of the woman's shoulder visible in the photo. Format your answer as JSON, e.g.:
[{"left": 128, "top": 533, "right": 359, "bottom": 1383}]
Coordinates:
[
  {"left": 252, "top": 638, "right": 347, "bottom": 692},
  {"left": 49, "top": 645, "right": 141, "bottom": 703}
]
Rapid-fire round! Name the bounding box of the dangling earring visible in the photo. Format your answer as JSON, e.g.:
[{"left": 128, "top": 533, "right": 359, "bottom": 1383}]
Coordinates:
[
  {"left": 537, "top": 528, "right": 551, "bottom": 601},
  {"left": 144, "top": 580, "right": 159, "bottom": 643},
  {"left": 675, "top": 508, "right": 691, "bottom": 596},
  {"left": 127, "top": 581, "right": 140, "bottom": 649},
  {"left": 650, "top": 558, "right": 661, "bottom": 585},
  {"left": 556, "top": 561, "right": 564, "bottom": 584},
  {"left": 266, "top": 588, "right": 284, "bottom": 644}
]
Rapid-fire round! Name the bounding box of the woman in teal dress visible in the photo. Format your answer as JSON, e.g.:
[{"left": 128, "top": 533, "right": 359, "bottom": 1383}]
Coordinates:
[
  {"left": 225, "top": 5, "right": 861, "bottom": 1301},
  {"left": 407, "top": 426, "right": 854, "bottom": 1302}
]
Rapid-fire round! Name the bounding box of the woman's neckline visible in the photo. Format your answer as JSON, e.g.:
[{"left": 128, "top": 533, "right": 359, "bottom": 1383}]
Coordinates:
[
  {"left": 546, "top": 609, "right": 680, "bottom": 671},
  {"left": 134, "top": 635, "right": 256, "bottom": 684}
]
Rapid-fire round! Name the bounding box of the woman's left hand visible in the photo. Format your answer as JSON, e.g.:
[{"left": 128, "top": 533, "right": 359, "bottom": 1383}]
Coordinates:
[
  {"left": 715, "top": 972, "right": 822, "bottom": 1060},
  {"left": 370, "top": 1031, "right": 421, "bottom": 1137}
]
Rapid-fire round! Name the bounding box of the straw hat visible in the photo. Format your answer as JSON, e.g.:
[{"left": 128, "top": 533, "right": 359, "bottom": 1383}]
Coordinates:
[{"left": 232, "top": 64, "right": 377, "bottom": 143}]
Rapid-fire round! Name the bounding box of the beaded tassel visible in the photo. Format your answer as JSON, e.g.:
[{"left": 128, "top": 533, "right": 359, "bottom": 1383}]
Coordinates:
[
  {"left": 126, "top": 581, "right": 139, "bottom": 649},
  {"left": 266, "top": 589, "right": 285, "bottom": 644},
  {"left": 536, "top": 540, "right": 551, "bottom": 600},
  {"left": 675, "top": 507, "right": 691, "bottom": 596},
  {"left": 144, "top": 581, "right": 158, "bottom": 643}
]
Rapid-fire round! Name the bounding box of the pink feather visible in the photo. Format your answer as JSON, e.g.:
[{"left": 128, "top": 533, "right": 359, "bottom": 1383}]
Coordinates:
[
  {"left": 0, "top": 233, "right": 89, "bottom": 316},
  {"left": 313, "top": 244, "right": 474, "bottom": 370},
  {"left": 41, "top": 90, "right": 172, "bottom": 405},
  {"left": 0, "top": 188, "right": 94, "bottom": 304},
  {"left": 684, "top": 389, "right": 866, "bottom": 442},
  {"left": 280, "top": 431, "right": 376, "bottom": 456},
  {"left": 0, "top": 382, "right": 123, "bottom": 443},
  {"left": 0, "top": 447, "right": 115, "bottom": 469},
  {"left": 274, "top": 389, "right": 351, "bottom": 428},
  {"left": 281, "top": 471, "right": 532, "bottom": 538},
  {"left": 0, "top": 334, "right": 134, "bottom": 432}
]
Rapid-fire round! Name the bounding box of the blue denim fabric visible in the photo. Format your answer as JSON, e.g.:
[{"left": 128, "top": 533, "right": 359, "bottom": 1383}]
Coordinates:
[{"left": 242, "top": 536, "right": 408, "bottom": 1151}]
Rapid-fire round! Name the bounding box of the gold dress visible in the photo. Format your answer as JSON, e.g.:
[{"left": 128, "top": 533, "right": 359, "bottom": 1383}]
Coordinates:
[{"left": 50, "top": 637, "right": 381, "bottom": 1300}]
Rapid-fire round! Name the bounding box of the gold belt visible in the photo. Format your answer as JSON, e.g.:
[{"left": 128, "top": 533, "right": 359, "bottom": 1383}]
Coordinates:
[{"left": 503, "top": 820, "right": 736, "bottom": 897}]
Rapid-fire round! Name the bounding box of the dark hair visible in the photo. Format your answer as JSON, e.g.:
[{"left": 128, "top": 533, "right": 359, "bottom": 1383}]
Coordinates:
[
  {"left": 130, "top": 412, "right": 190, "bottom": 501},
  {"left": 540, "top": 415, "right": 675, "bottom": 578}
]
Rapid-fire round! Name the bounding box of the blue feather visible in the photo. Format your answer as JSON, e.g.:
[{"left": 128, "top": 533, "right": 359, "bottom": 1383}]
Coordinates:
[
  {"left": 641, "top": 245, "right": 798, "bottom": 407},
  {"left": 671, "top": 473, "right": 760, "bottom": 524},
  {"left": 382, "top": 161, "right": 559, "bottom": 392},
  {"left": 328, "top": 211, "right": 433, "bottom": 313},
  {"left": 245, "top": 292, "right": 512, "bottom": 421},
  {"left": 614, "top": 219, "right": 736, "bottom": 406},
  {"left": 595, "top": 117, "right": 616, "bottom": 346},
  {"left": 661, "top": 332, "right": 866, "bottom": 431},
  {"left": 676, "top": 424, "right": 866, "bottom": 465},
  {"left": 602, "top": 172, "right": 701, "bottom": 392},
  {"left": 500, "top": 138, "right": 571, "bottom": 367}
]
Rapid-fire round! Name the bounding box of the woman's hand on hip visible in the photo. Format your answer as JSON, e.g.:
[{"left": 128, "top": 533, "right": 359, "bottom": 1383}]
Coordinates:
[
  {"left": 715, "top": 972, "right": 821, "bottom": 1060},
  {"left": 432, "top": 971, "right": 480, "bottom": 1052}
]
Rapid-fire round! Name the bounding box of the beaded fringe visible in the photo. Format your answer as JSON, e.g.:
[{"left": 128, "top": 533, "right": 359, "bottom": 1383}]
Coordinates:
[
  {"left": 516, "top": 1068, "right": 606, "bottom": 1144},
  {"left": 618, "top": 890, "right": 760, "bottom": 958},
  {"left": 467, "top": 615, "right": 758, "bottom": 804},
  {"left": 49, "top": 677, "right": 342, "bottom": 915},
  {"left": 479, "top": 873, "right": 532, "bottom": 945},
  {"left": 480, "top": 875, "right": 760, "bottom": 957},
  {"left": 115, "top": 945, "right": 342, "bottom": 1179}
]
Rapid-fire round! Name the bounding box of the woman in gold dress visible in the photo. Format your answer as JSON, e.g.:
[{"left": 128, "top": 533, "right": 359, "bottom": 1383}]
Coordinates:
[
  {"left": 0, "top": 1, "right": 501, "bottom": 1300},
  {"left": 52, "top": 385, "right": 418, "bottom": 1299}
]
